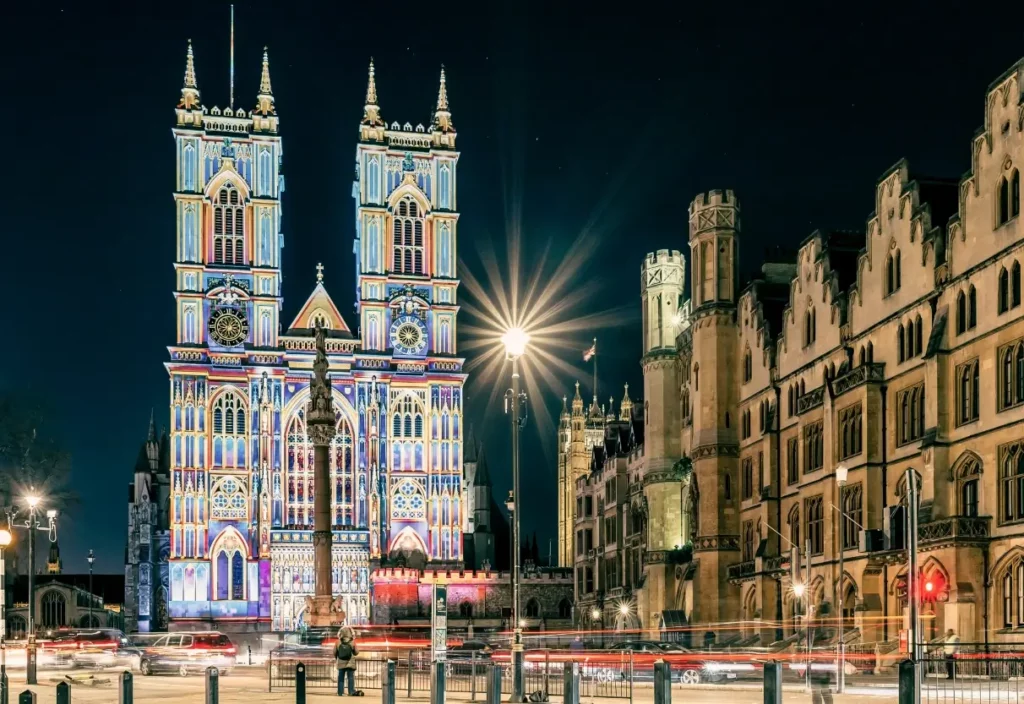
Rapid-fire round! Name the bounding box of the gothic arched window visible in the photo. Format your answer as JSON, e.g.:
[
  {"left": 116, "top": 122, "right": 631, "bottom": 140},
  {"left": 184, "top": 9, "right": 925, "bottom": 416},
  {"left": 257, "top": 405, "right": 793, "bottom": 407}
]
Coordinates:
[
  {"left": 958, "top": 360, "right": 980, "bottom": 426},
  {"left": 211, "top": 530, "right": 247, "bottom": 601},
  {"left": 788, "top": 504, "right": 800, "bottom": 551},
  {"left": 999, "top": 267, "right": 1010, "bottom": 314},
  {"left": 1000, "top": 442, "right": 1024, "bottom": 524},
  {"left": 969, "top": 285, "right": 978, "bottom": 329},
  {"left": 182, "top": 141, "right": 197, "bottom": 191},
  {"left": 392, "top": 196, "right": 425, "bottom": 275},
  {"left": 999, "top": 175, "right": 1011, "bottom": 226},
  {"left": 391, "top": 393, "right": 425, "bottom": 473},
  {"left": 897, "top": 324, "right": 906, "bottom": 363},
  {"left": 284, "top": 408, "right": 356, "bottom": 527},
  {"left": 259, "top": 148, "right": 273, "bottom": 197},
  {"left": 42, "top": 590, "right": 66, "bottom": 628},
  {"left": 998, "top": 554, "right": 1024, "bottom": 627},
  {"left": 956, "top": 291, "right": 967, "bottom": 335},
  {"left": 212, "top": 390, "right": 247, "bottom": 469},
  {"left": 886, "top": 250, "right": 901, "bottom": 295},
  {"left": 1013, "top": 261, "right": 1022, "bottom": 308},
  {"left": 212, "top": 183, "right": 245, "bottom": 265},
  {"left": 1013, "top": 170, "right": 1022, "bottom": 220},
  {"left": 743, "top": 347, "right": 752, "bottom": 382}
]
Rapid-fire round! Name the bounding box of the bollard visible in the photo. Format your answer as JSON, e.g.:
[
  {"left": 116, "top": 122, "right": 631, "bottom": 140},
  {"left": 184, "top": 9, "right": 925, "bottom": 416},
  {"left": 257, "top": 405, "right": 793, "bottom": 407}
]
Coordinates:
[
  {"left": 485, "top": 663, "right": 502, "bottom": 704},
  {"left": 295, "top": 662, "right": 306, "bottom": 704},
  {"left": 511, "top": 650, "right": 525, "bottom": 703},
  {"left": 898, "top": 659, "right": 919, "bottom": 704},
  {"left": 1, "top": 669, "right": 8, "bottom": 704},
  {"left": 430, "top": 660, "right": 446, "bottom": 704},
  {"left": 406, "top": 650, "right": 414, "bottom": 698},
  {"left": 470, "top": 652, "right": 477, "bottom": 701},
  {"left": 653, "top": 660, "right": 672, "bottom": 704},
  {"left": 382, "top": 659, "right": 396, "bottom": 704},
  {"left": 119, "top": 670, "right": 133, "bottom": 704},
  {"left": 56, "top": 682, "right": 70, "bottom": 704},
  {"left": 562, "top": 661, "right": 580, "bottom": 704},
  {"left": 206, "top": 666, "right": 220, "bottom": 704},
  {"left": 763, "top": 661, "right": 782, "bottom": 704},
  {"left": 17, "top": 693, "right": 34, "bottom": 704}
]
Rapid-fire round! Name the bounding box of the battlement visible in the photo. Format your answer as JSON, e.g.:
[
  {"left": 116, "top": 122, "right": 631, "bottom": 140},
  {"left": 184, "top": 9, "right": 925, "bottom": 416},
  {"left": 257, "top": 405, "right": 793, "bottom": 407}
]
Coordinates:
[
  {"left": 689, "top": 189, "right": 741, "bottom": 238},
  {"left": 643, "top": 249, "right": 684, "bottom": 270}
]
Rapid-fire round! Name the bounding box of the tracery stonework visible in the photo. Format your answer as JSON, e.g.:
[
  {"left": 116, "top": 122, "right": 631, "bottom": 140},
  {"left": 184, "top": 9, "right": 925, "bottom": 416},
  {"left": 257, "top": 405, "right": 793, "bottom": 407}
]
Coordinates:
[{"left": 155, "top": 44, "right": 470, "bottom": 634}]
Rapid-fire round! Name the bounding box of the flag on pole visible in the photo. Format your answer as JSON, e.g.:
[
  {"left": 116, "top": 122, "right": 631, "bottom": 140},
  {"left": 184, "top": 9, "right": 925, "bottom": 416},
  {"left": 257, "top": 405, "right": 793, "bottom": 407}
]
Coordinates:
[{"left": 583, "top": 339, "right": 596, "bottom": 362}]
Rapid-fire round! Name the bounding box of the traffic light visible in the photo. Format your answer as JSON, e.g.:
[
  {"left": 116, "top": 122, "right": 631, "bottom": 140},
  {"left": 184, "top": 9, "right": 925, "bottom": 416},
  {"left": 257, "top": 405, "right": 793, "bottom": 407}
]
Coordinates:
[{"left": 921, "top": 572, "right": 946, "bottom": 603}]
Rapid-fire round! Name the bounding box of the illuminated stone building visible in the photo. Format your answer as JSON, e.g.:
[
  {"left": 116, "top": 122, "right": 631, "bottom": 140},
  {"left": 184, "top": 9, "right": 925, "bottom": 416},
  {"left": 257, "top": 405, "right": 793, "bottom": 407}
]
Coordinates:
[
  {"left": 152, "top": 40, "right": 467, "bottom": 632},
  {"left": 568, "top": 58, "right": 1024, "bottom": 647}
]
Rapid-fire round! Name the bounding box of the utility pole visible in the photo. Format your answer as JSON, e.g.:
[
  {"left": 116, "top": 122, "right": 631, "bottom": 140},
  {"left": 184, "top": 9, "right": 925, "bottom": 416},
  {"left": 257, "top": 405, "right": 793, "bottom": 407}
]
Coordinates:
[{"left": 906, "top": 469, "right": 921, "bottom": 702}]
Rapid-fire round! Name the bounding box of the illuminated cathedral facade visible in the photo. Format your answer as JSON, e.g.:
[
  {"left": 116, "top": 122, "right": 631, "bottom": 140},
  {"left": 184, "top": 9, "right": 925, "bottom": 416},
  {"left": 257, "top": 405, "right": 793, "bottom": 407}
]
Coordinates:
[{"left": 162, "top": 41, "right": 466, "bottom": 631}]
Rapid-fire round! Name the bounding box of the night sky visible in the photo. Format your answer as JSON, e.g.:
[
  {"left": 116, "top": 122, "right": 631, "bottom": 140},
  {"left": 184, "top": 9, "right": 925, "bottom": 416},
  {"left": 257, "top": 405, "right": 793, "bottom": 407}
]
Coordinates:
[{"left": 4, "top": 2, "right": 1024, "bottom": 574}]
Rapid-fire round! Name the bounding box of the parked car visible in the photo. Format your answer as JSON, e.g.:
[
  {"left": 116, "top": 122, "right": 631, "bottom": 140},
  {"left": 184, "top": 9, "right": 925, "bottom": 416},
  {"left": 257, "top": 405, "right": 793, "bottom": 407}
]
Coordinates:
[{"left": 134, "top": 632, "right": 236, "bottom": 676}]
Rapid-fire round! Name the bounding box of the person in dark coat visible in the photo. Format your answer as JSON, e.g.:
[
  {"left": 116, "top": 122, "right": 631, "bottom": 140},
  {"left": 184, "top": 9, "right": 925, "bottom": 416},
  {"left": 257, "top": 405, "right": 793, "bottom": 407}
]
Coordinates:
[{"left": 335, "top": 622, "right": 358, "bottom": 696}]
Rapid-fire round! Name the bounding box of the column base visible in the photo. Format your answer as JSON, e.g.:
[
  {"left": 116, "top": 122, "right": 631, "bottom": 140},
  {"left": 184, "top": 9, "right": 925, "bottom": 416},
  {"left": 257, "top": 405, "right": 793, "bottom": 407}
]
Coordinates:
[{"left": 305, "top": 594, "right": 346, "bottom": 628}]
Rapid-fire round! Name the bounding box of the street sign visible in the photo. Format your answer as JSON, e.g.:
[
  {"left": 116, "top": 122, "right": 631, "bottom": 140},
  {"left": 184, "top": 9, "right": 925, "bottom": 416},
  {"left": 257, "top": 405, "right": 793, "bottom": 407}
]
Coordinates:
[{"left": 431, "top": 584, "right": 448, "bottom": 662}]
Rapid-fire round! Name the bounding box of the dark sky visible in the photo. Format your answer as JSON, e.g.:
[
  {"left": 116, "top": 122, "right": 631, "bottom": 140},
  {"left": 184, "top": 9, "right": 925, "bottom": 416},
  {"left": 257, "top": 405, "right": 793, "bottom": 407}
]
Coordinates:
[{"left": 3, "top": 1, "right": 1024, "bottom": 573}]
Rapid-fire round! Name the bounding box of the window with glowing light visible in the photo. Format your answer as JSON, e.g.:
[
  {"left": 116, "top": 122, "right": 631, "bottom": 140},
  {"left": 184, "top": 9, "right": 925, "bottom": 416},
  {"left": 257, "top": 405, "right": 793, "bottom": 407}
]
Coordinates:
[
  {"left": 212, "top": 183, "right": 245, "bottom": 265},
  {"left": 392, "top": 196, "right": 425, "bottom": 275}
]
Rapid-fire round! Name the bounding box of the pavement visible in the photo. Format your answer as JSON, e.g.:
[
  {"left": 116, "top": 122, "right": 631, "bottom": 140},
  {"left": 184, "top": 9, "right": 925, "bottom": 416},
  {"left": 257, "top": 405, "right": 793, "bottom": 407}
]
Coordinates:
[{"left": 5, "top": 666, "right": 1009, "bottom": 703}]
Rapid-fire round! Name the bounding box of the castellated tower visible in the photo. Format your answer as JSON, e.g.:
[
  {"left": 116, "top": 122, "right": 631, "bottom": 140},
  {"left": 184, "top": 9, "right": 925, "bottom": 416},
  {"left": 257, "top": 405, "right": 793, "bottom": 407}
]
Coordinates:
[
  {"left": 638, "top": 250, "right": 685, "bottom": 623},
  {"left": 688, "top": 190, "right": 741, "bottom": 625}
]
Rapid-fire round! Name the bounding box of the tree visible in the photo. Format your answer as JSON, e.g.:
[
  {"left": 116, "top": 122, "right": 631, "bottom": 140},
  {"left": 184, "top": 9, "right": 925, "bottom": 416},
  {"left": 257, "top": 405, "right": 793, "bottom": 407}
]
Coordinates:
[{"left": 0, "top": 390, "right": 74, "bottom": 512}]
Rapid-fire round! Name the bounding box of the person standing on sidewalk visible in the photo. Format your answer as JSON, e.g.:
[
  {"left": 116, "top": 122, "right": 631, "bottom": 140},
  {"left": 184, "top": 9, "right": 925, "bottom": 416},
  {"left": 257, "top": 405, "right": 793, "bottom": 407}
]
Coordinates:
[
  {"left": 943, "top": 629, "right": 961, "bottom": 680},
  {"left": 335, "top": 621, "right": 358, "bottom": 696}
]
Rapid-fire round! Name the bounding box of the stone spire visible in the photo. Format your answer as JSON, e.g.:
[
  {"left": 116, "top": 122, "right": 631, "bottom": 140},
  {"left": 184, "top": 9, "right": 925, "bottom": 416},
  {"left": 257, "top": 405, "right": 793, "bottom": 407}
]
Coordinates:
[
  {"left": 255, "top": 46, "right": 276, "bottom": 116},
  {"left": 362, "top": 58, "right": 384, "bottom": 127},
  {"left": 620, "top": 383, "right": 634, "bottom": 421},
  {"left": 432, "top": 66, "right": 455, "bottom": 133},
  {"left": 560, "top": 395, "right": 570, "bottom": 421},
  {"left": 571, "top": 381, "right": 584, "bottom": 415},
  {"left": 148, "top": 408, "right": 157, "bottom": 443},
  {"left": 607, "top": 395, "right": 616, "bottom": 422},
  {"left": 179, "top": 40, "right": 201, "bottom": 110},
  {"left": 465, "top": 423, "right": 479, "bottom": 464}
]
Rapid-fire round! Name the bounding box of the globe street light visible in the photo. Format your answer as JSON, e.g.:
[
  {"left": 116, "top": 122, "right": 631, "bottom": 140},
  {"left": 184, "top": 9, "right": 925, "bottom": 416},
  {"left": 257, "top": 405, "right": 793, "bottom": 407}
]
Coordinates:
[
  {"left": 0, "top": 527, "right": 11, "bottom": 691},
  {"left": 835, "top": 462, "right": 849, "bottom": 693},
  {"left": 87, "top": 550, "right": 96, "bottom": 627},
  {"left": 7, "top": 491, "right": 58, "bottom": 685},
  {"left": 502, "top": 326, "right": 529, "bottom": 702}
]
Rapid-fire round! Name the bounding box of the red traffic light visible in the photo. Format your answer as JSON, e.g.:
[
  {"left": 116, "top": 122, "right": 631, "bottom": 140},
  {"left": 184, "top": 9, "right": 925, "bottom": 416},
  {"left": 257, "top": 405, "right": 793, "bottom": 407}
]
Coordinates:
[{"left": 921, "top": 573, "right": 946, "bottom": 602}]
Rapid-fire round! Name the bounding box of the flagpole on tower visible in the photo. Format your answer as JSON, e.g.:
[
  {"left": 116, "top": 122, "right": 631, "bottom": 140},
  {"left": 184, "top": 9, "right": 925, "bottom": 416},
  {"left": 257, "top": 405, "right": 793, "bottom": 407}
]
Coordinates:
[
  {"left": 229, "top": 4, "right": 235, "bottom": 109},
  {"left": 592, "top": 337, "right": 598, "bottom": 401}
]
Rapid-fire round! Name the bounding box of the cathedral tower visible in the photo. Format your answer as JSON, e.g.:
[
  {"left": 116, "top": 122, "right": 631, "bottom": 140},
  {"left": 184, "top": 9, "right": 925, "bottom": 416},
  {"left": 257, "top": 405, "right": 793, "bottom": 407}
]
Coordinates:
[
  {"left": 166, "top": 39, "right": 284, "bottom": 624},
  {"left": 639, "top": 250, "right": 685, "bottom": 624},
  {"left": 687, "top": 190, "right": 741, "bottom": 624},
  {"left": 352, "top": 63, "right": 466, "bottom": 563}
]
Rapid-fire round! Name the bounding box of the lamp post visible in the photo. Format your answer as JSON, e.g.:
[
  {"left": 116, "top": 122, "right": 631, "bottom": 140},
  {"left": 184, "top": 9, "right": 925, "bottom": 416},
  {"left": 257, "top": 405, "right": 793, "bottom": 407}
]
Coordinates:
[
  {"left": 834, "top": 462, "right": 848, "bottom": 694},
  {"left": 6, "top": 493, "right": 58, "bottom": 685},
  {"left": 502, "top": 327, "right": 529, "bottom": 703},
  {"left": 0, "top": 527, "right": 12, "bottom": 696},
  {"left": 87, "top": 550, "right": 95, "bottom": 627}
]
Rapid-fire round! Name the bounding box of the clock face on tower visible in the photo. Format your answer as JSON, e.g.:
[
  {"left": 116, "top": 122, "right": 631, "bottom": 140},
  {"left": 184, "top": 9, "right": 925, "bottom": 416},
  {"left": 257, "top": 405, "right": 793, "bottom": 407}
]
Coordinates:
[
  {"left": 390, "top": 315, "right": 428, "bottom": 356},
  {"left": 209, "top": 307, "right": 249, "bottom": 347}
]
